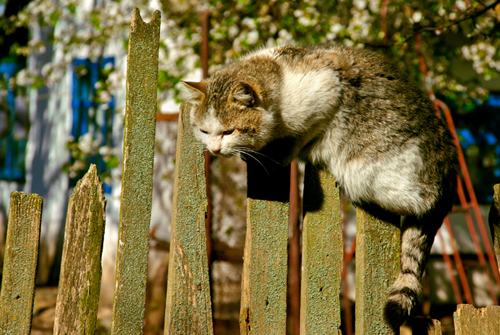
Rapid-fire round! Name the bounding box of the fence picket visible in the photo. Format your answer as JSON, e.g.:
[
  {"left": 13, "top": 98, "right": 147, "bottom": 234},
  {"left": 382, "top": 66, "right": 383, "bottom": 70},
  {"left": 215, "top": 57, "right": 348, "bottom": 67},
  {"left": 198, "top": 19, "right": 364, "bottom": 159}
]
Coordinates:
[
  {"left": 454, "top": 304, "right": 500, "bottom": 335},
  {"left": 429, "top": 319, "right": 442, "bottom": 335},
  {"left": 164, "top": 103, "right": 213, "bottom": 334},
  {"left": 300, "top": 165, "right": 342, "bottom": 335},
  {"left": 111, "top": 8, "right": 160, "bottom": 334},
  {"left": 53, "top": 164, "right": 106, "bottom": 334},
  {"left": 355, "top": 207, "right": 401, "bottom": 335},
  {"left": 239, "top": 157, "right": 290, "bottom": 334},
  {"left": 0, "top": 192, "right": 42, "bottom": 335},
  {"left": 490, "top": 184, "right": 500, "bottom": 275}
]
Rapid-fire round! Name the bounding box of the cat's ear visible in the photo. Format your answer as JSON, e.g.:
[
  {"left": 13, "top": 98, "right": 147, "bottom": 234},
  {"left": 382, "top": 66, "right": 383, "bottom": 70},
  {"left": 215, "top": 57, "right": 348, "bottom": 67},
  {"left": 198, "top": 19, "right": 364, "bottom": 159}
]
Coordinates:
[
  {"left": 230, "top": 82, "right": 260, "bottom": 107},
  {"left": 180, "top": 81, "right": 206, "bottom": 103}
]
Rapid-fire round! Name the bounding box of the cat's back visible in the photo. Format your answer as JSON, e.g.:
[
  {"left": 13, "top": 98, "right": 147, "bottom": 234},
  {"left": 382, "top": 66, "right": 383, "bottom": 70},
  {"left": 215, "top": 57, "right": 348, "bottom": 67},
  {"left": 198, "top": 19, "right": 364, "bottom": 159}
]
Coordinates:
[{"left": 245, "top": 44, "right": 397, "bottom": 78}]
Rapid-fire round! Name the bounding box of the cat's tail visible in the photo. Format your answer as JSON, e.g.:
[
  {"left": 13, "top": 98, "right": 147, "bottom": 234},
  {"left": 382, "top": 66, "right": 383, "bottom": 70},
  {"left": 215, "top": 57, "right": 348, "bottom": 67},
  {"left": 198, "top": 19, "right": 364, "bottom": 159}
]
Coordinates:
[{"left": 383, "top": 211, "right": 445, "bottom": 330}]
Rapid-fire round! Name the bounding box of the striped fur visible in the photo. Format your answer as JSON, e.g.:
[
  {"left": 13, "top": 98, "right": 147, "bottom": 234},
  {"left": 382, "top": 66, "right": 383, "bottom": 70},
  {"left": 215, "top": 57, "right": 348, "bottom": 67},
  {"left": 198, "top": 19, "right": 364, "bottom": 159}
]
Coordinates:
[{"left": 181, "top": 45, "right": 459, "bottom": 329}]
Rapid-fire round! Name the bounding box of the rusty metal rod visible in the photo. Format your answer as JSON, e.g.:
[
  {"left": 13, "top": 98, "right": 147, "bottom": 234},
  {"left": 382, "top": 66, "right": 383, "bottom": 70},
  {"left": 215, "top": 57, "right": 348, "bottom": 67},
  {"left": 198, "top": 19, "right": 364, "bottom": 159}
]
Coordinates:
[
  {"left": 289, "top": 161, "right": 301, "bottom": 334},
  {"left": 437, "top": 230, "right": 464, "bottom": 304},
  {"left": 444, "top": 217, "right": 474, "bottom": 304},
  {"left": 341, "top": 196, "right": 353, "bottom": 335},
  {"left": 456, "top": 178, "right": 498, "bottom": 304},
  {"left": 437, "top": 99, "right": 500, "bottom": 293}
]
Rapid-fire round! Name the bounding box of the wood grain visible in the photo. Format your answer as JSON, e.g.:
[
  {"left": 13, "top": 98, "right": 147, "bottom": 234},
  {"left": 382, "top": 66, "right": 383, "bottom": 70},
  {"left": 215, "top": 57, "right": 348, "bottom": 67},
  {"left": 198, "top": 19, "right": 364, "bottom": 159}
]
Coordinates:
[
  {"left": 54, "top": 164, "right": 106, "bottom": 334},
  {"left": 355, "top": 207, "right": 400, "bottom": 335},
  {"left": 111, "top": 8, "right": 160, "bottom": 335},
  {"left": 454, "top": 304, "right": 500, "bottom": 335},
  {"left": 164, "top": 103, "right": 213, "bottom": 335},
  {"left": 0, "top": 192, "right": 42, "bottom": 334},
  {"left": 240, "top": 155, "right": 290, "bottom": 335},
  {"left": 300, "top": 165, "right": 342, "bottom": 335}
]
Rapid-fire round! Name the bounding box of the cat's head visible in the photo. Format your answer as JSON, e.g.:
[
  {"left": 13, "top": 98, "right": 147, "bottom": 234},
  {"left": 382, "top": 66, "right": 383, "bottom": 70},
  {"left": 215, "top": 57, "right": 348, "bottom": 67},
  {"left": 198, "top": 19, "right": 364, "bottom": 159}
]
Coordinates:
[{"left": 180, "top": 79, "right": 275, "bottom": 157}]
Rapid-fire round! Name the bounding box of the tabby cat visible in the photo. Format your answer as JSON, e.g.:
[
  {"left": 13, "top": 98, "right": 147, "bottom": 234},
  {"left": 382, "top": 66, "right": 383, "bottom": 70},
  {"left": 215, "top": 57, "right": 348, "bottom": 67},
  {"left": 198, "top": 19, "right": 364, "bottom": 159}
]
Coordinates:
[{"left": 181, "top": 45, "right": 458, "bottom": 330}]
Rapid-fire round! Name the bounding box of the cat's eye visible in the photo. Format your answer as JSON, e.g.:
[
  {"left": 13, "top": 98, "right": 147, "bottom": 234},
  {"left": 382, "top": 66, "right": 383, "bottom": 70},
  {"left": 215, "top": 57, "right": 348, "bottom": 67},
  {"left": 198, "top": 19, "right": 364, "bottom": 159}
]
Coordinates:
[
  {"left": 199, "top": 129, "right": 208, "bottom": 134},
  {"left": 223, "top": 129, "right": 234, "bottom": 136}
]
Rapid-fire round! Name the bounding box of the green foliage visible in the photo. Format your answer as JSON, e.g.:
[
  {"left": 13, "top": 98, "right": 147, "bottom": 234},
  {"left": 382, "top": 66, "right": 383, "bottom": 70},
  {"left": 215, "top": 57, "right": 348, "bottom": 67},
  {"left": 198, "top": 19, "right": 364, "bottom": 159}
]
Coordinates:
[
  {"left": 1, "top": 0, "right": 499, "bottom": 184},
  {"left": 3, "top": 0, "right": 497, "bottom": 108}
]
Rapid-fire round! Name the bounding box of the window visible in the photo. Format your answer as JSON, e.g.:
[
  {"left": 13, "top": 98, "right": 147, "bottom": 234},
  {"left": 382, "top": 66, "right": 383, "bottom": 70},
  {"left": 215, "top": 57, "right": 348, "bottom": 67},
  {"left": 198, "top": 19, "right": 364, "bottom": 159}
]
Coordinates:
[
  {"left": 0, "top": 57, "right": 28, "bottom": 182},
  {"left": 65, "top": 57, "right": 116, "bottom": 193}
]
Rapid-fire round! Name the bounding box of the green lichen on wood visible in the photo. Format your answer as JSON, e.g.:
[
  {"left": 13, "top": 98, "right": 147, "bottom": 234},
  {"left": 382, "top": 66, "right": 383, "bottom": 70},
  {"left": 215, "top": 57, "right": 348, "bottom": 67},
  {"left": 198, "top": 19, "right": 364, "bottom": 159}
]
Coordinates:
[
  {"left": 300, "top": 165, "right": 342, "bottom": 335},
  {"left": 53, "top": 164, "right": 106, "bottom": 334},
  {"left": 111, "top": 8, "right": 160, "bottom": 335},
  {"left": 240, "top": 163, "right": 290, "bottom": 335},
  {"left": 164, "top": 104, "right": 213, "bottom": 335},
  {"left": 355, "top": 207, "right": 400, "bottom": 335},
  {"left": 454, "top": 304, "right": 500, "bottom": 335},
  {"left": 489, "top": 184, "right": 500, "bottom": 275},
  {"left": 0, "top": 191, "right": 43, "bottom": 335}
]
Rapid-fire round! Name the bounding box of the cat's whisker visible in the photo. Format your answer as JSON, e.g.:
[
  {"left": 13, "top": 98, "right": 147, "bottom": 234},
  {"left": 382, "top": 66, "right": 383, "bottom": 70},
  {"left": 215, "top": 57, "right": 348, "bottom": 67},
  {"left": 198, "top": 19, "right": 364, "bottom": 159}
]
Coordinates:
[
  {"left": 232, "top": 149, "right": 270, "bottom": 175},
  {"left": 234, "top": 147, "right": 281, "bottom": 165}
]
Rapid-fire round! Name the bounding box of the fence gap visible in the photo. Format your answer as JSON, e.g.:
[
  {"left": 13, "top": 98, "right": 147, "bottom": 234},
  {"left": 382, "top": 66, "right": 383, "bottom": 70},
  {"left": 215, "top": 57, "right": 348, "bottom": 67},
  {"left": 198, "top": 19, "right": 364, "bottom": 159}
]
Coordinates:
[
  {"left": 453, "top": 304, "right": 500, "bottom": 334},
  {"left": 239, "top": 156, "right": 290, "bottom": 334},
  {"left": 355, "top": 207, "right": 401, "bottom": 335},
  {"left": 164, "top": 103, "right": 213, "bottom": 334},
  {"left": 411, "top": 318, "right": 442, "bottom": 335},
  {"left": 490, "top": 184, "right": 500, "bottom": 274},
  {"left": 53, "top": 164, "right": 106, "bottom": 334},
  {"left": 300, "top": 164, "right": 343, "bottom": 335},
  {"left": 0, "top": 192, "right": 43, "bottom": 334},
  {"left": 111, "top": 8, "right": 160, "bottom": 334}
]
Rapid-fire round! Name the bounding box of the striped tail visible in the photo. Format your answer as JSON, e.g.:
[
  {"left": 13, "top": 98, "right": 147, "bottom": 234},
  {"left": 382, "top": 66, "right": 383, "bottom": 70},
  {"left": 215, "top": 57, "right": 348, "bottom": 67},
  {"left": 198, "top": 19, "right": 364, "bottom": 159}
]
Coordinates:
[{"left": 384, "top": 212, "right": 444, "bottom": 330}]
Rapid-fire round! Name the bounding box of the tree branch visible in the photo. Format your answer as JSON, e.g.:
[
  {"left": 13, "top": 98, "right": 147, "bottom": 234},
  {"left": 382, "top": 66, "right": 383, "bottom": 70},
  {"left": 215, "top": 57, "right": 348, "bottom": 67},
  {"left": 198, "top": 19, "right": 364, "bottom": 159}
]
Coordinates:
[{"left": 416, "top": 0, "right": 500, "bottom": 32}]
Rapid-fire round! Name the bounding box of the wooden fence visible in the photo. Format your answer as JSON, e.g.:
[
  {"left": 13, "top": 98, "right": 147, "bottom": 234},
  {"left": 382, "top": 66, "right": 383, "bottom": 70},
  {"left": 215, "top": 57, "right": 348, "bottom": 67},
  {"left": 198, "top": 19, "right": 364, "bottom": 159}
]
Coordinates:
[{"left": 1, "top": 8, "right": 500, "bottom": 335}]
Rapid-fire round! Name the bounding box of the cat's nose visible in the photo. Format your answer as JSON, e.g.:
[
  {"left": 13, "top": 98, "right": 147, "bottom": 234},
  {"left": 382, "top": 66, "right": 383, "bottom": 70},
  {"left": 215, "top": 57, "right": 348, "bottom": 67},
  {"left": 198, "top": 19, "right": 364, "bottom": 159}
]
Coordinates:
[
  {"left": 210, "top": 146, "right": 221, "bottom": 154},
  {"left": 208, "top": 138, "right": 222, "bottom": 154}
]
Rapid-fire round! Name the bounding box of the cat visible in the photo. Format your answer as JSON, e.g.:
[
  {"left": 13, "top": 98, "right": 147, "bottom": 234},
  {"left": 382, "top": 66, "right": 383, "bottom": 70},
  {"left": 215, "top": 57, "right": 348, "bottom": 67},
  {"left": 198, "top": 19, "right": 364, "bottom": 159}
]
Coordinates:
[{"left": 180, "top": 44, "right": 458, "bottom": 330}]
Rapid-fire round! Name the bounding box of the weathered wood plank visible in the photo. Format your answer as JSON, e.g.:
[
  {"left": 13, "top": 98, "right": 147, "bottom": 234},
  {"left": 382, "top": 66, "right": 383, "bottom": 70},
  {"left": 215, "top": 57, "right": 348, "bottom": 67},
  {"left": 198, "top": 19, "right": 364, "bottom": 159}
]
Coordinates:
[
  {"left": 300, "top": 164, "right": 342, "bottom": 335},
  {"left": 0, "top": 192, "right": 43, "bottom": 335},
  {"left": 454, "top": 304, "right": 500, "bottom": 335},
  {"left": 164, "top": 103, "right": 213, "bottom": 335},
  {"left": 429, "top": 319, "right": 442, "bottom": 335},
  {"left": 53, "top": 165, "right": 106, "bottom": 334},
  {"left": 489, "top": 184, "right": 500, "bottom": 275},
  {"left": 355, "top": 207, "right": 400, "bottom": 335},
  {"left": 111, "top": 8, "right": 160, "bottom": 335},
  {"left": 240, "top": 156, "right": 290, "bottom": 335}
]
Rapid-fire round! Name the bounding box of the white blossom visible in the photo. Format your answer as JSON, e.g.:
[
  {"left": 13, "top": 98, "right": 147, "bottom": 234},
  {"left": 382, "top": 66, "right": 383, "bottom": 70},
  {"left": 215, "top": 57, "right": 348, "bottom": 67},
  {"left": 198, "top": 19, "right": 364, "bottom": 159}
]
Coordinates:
[
  {"left": 412, "top": 11, "right": 422, "bottom": 23},
  {"left": 246, "top": 30, "right": 259, "bottom": 45}
]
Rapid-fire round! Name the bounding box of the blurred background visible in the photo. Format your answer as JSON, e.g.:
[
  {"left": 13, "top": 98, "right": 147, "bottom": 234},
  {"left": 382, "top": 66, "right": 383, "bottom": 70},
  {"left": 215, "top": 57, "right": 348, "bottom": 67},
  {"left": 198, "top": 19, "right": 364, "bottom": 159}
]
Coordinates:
[{"left": 0, "top": 0, "right": 499, "bottom": 334}]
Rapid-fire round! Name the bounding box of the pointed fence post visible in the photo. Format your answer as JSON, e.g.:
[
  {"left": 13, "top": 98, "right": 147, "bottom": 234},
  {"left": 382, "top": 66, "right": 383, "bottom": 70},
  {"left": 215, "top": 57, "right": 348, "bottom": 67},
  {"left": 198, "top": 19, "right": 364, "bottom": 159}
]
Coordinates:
[
  {"left": 111, "top": 8, "right": 160, "bottom": 335},
  {"left": 0, "top": 192, "right": 42, "bottom": 335},
  {"left": 164, "top": 103, "right": 213, "bottom": 334},
  {"left": 239, "top": 155, "right": 290, "bottom": 334},
  {"left": 53, "top": 165, "right": 106, "bottom": 334},
  {"left": 356, "top": 208, "right": 400, "bottom": 335},
  {"left": 300, "top": 165, "right": 343, "bottom": 335}
]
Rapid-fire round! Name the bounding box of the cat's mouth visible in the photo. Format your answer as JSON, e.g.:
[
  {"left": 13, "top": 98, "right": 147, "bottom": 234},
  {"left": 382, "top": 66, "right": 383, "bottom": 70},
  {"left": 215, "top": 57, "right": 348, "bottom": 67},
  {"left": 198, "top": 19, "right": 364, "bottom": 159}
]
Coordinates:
[
  {"left": 215, "top": 152, "right": 235, "bottom": 158},
  {"left": 206, "top": 148, "right": 236, "bottom": 158}
]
